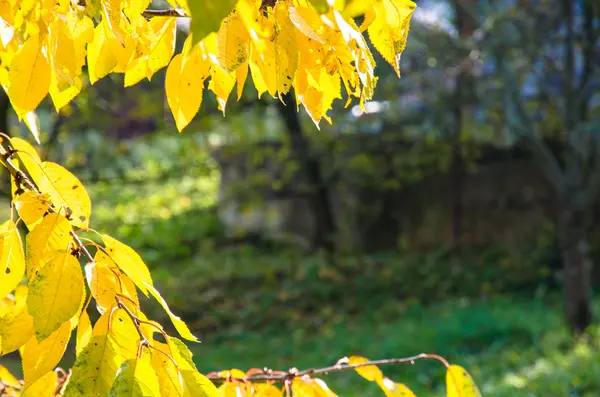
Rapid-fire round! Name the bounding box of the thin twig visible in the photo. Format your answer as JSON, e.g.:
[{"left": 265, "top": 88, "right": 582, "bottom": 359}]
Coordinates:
[
  {"left": 205, "top": 354, "right": 445, "bottom": 382},
  {"left": 142, "top": 8, "right": 188, "bottom": 18}
]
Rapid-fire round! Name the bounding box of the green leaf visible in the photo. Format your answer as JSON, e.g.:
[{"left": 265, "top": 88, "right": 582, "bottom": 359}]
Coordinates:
[
  {"left": 188, "top": 0, "right": 238, "bottom": 45},
  {"left": 167, "top": 337, "right": 219, "bottom": 397},
  {"left": 63, "top": 334, "right": 122, "bottom": 397},
  {"left": 109, "top": 354, "right": 160, "bottom": 397}
]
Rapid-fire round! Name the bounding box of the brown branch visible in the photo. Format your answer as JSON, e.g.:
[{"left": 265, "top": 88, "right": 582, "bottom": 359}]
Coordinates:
[
  {"left": 205, "top": 354, "right": 448, "bottom": 382},
  {"left": 142, "top": 9, "right": 188, "bottom": 18}
]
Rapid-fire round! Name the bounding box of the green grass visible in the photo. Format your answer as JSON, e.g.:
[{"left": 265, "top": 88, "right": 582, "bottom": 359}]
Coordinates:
[{"left": 191, "top": 294, "right": 600, "bottom": 397}]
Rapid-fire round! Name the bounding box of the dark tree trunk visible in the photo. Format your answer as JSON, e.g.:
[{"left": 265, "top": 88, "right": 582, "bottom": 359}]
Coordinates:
[
  {"left": 558, "top": 203, "right": 593, "bottom": 334},
  {"left": 277, "top": 93, "right": 336, "bottom": 254},
  {"left": 0, "top": 89, "right": 9, "bottom": 135},
  {"left": 449, "top": 0, "right": 477, "bottom": 245}
]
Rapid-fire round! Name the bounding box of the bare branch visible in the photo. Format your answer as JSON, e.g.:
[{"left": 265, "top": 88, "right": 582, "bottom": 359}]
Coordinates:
[
  {"left": 205, "top": 354, "right": 448, "bottom": 382},
  {"left": 142, "top": 8, "right": 188, "bottom": 18}
]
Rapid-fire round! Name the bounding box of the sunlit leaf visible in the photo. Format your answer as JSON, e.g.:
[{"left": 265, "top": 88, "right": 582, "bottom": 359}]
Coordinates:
[
  {"left": 22, "top": 320, "right": 71, "bottom": 385},
  {"left": 188, "top": 0, "right": 238, "bottom": 44},
  {"left": 25, "top": 213, "right": 72, "bottom": 278},
  {"left": 109, "top": 351, "right": 160, "bottom": 397},
  {"left": 0, "top": 300, "right": 34, "bottom": 355},
  {"left": 63, "top": 334, "right": 123, "bottom": 397},
  {"left": 144, "top": 282, "right": 198, "bottom": 342},
  {"left": 167, "top": 337, "right": 220, "bottom": 397},
  {"left": 76, "top": 309, "right": 92, "bottom": 355},
  {"left": 100, "top": 234, "right": 154, "bottom": 295},
  {"left": 27, "top": 249, "right": 85, "bottom": 340},
  {"left": 0, "top": 220, "right": 25, "bottom": 298},
  {"left": 22, "top": 370, "right": 58, "bottom": 397},
  {"left": 217, "top": 11, "right": 249, "bottom": 73},
  {"left": 7, "top": 34, "right": 50, "bottom": 116},
  {"left": 86, "top": 253, "right": 139, "bottom": 313},
  {"left": 14, "top": 191, "right": 51, "bottom": 230},
  {"left": 367, "top": 0, "right": 415, "bottom": 77},
  {"left": 446, "top": 365, "right": 482, "bottom": 397}
]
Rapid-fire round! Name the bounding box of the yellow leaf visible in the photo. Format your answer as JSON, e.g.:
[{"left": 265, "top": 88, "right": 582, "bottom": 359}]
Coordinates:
[
  {"left": 24, "top": 110, "right": 41, "bottom": 143},
  {"left": 100, "top": 234, "right": 153, "bottom": 295},
  {"left": 147, "top": 16, "right": 177, "bottom": 74},
  {"left": 31, "top": 161, "right": 91, "bottom": 228},
  {"left": 208, "top": 61, "right": 235, "bottom": 114},
  {"left": 343, "top": 0, "right": 378, "bottom": 17},
  {"left": 151, "top": 341, "right": 184, "bottom": 397},
  {"left": 347, "top": 356, "right": 383, "bottom": 382},
  {"left": 291, "top": 380, "right": 316, "bottom": 397},
  {"left": 8, "top": 137, "right": 43, "bottom": 185},
  {"left": 168, "top": 337, "right": 220, "bottom": 397},
  {"left": 25, "top": 213, "right": 72, "bottom": 279},
  {"left": 0, "top": 301, "right": 34, "bottom": 354},
  {"left": 87, "top": 21, "right": 120, "bottom": 84},
  {"left": 218, "top": 382, "right": 248, "bottom": 397},
  {"left": 101, "top": 307, "right": 141, "bottom": 360},
  {"left": 102, "top": 0, "right": 127, "bottom": 44},
  {"left": 7, "top": 34, "right": 50, "bottom": 116},
  {"left": 144, "top": 282, "right": 198, "bottom": 342},
  {"left": 27, "top": 250, "right": 85, "bottom": 341},
  {"left": 188, "top": 0, "right": 238, "bottom": 44},
  {"left": 165, "top": 48, "right": 209, "bottom": 131},
  {"left": 14, "top": 191, "right": 52, "bottom": 230},
  {"left": 312, "top": 379, "right": 338, "bottom": 397},
  {"left": 62, "top": 333, "right": 123, "bottom": 397},
  {"left": 446, "top": 365, "right": 482, "bottom": 397},
  {"left": 217, "top": 11, "right": 249, "bottom": 73},
  {"left": 86, "top": 254, "right": 139, "bottom": 314},
  {"left": 0, "top": 220, "right": 25, "bottom": 298},
  {"left": 367, "top": 0, "right": 415, "bottom": 77},
  {"left": 236, "top": 58, "right": 248, "bottom": 100},
  {"left": 109, "top": 352, "right": 161, "bottom": 397},
  {"left": 274, "top": 2, "right": 298, "bottom": 95},
  {"left": 22, "top": 370, "right": 58, "bottom": 397},
  {"left": 48, "top": 16, "right": 77, "bottom": 91},
  {"left": 376, "top": 377, "right": 417, "bottom": 397},
  {"left": 252, "top": 384, "right": 283, "bottom": 397},
  {"left": 22, "top": 320, "right": 71, "bottom": 385},
  {"left": 288, "top": 6, "right": 326, "bottom": 44},
  {"left": 75, "top": 310, "right": 92, "bottom": 355},
  {"left": 0, "top": 364, "right": 20, "bottom": 388}
]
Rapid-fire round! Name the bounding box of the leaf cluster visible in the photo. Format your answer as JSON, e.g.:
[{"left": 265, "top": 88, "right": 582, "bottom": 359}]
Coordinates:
[{"left": 0, "top": 0, "right": 416, "bottom": 134}]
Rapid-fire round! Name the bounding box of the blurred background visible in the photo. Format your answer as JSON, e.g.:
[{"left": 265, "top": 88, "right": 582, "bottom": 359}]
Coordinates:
[{"left": 1, "top": 0, "right": 600, "bottom": 395}]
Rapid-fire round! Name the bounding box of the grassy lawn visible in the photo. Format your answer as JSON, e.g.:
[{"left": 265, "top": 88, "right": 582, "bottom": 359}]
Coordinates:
[{"left": 191, "top": 294, "right": 600, "bottom": 397}]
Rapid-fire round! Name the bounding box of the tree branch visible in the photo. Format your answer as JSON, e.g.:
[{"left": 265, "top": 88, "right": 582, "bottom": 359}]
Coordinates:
[
  {"left": 205, "top": 354, "right": 448, "bottom": 382},
  {"left": 142, "top": 8, "right": 188, "bottom": 18}
]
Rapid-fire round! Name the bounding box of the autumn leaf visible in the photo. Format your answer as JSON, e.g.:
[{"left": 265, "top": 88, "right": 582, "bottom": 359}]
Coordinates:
[
  {"left": 7, "top": 34, "right": 50, "bottom": 116},
  {"left": 25, "top": 213, "right": 72, "bottom": 278},
  {"left": 100, "top": 234, "right": 154, "bottom": 295},
  {"left": 167, "top": 337, "right": 220, "bottom": 397},
  {"left": 86, "top": 253, "right": 139, "bottom": 313},
  {"left": 76, "top": 310, "right": 92, "bottom": 355},
  {"left": 0, "top": 220, "right": 25, "bottom": 299},
  {"left": 14, "top": 191, "right": 52, "bottom": 229},
  {"left": 446, "top": 365, "right": 482, "bottom": 397},
  {"left": 109, "top": 351, "right": 161, "bottom": 397},
  {"left": 63, "top": 334, "right": 123, "bottom": 397},
  {"left": 0, "top": 300, "right": 34, "bottom": 354},
  {"left": 27, "top": 249, "right": 85, "bottom": 340},
  {"left": 22, "top": 370, "right": 58, "bottom": 397},
  {"left": 368, "top": 0, "right": 415, "bottom": 77},
  {"left": 144, "top": 282, "right": 198, "bottom": 342},
  {"left": 31, "top": 161, "right": 92, "bottom": 228},
  {"left": 217, "top": 11, "right": 250, "bottom": 73},
  {"left": 348, "top": 356, "right": 417, "bottom": 397},
  {"left": 188, "top": 0, "right": 238, "bottom": 44},
  {"left": 22, "top": 320, "right": 71, "bottom": 385}
]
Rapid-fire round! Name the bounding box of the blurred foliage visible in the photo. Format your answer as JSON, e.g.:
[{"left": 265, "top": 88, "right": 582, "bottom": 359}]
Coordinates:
[{"left": 193, "top": 294, "right": 600, "bottom": 397}]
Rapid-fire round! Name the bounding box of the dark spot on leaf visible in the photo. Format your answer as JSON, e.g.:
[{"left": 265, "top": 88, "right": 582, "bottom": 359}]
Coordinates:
[
  {"left": 79, "top": 215, "right": 86, "bottom": 222},
  {"left": 72, "top": 185, "right": 79, "bottom": 190},
  {"left": 5, "top": 267, "right": 10, "bottom": 274}
]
